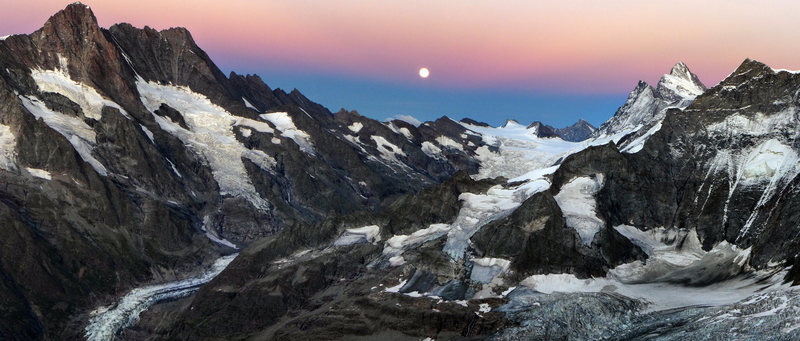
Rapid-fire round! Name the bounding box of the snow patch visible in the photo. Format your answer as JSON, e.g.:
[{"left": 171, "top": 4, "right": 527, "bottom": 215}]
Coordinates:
[
  {"left": 554, "top": 175, "right": 605, "bottom": 245},
  {"left": 242, "top": 97, "right": 258, "bottom": 111},
  {"left": 388, "top": 256, "right": 406, "bottom": 267},
  {"left": 383, "top": 223, "right": 450, "bottom": 257},
  {"left": 398, "top": 127, "right": 413, "bottom": 139},
  {"left": 333, "top": 225, "right": 381, "bottom": 246},
  {"left": 20, "top": 95, "right": 108, "bottom": 176},
  {"left": 31, "top": 64, "right": 130, "bottom": 120},
  {"left": 390, "top": 114, "right": 422, "bottom": 126},
  {"left": 260, "top": 112, "right": 314, "bottom": 154},
  {"left": 421, "top": 141, "right": 442, "bottom": 158},
  {"left": 25, "top": 167, "right": 52, "bottom": 180},
  {"left": 139, "top": 124, "right": 154, "bottom": 143},
  {"left": 239, "top": 127, "right": 252, "bottom": 138},
  {"left": 348, "top": 122, "right": 363, "bottom": 133},
  {"left": 622, "top": 120, "right": 662, "bottom": 153},
  {"left": 370, "top": 135, "right": 406, "bottom": 162},
  {"left": 436, "top": 136, "right": 463, "bottom": 151}
]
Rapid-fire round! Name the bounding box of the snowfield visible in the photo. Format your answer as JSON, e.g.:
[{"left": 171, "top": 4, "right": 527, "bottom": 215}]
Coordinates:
[{"left": 136, "top": 78, "right": 274, "bottom": 210}]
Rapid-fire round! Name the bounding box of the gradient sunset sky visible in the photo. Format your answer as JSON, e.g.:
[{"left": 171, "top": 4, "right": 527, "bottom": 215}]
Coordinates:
[{"left": 2, "top": 1, "right": 799, "bottom": 127}]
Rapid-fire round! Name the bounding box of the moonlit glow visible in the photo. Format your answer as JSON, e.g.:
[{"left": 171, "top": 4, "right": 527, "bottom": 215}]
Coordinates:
[{"left": 419, "top": 67, "right": 430, "bottom": 79}]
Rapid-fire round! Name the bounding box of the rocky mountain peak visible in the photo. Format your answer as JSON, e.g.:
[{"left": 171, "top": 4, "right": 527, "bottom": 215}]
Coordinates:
[
  {"left": 526, "top": 121, "right": 559, "bottom": 138},
  {"left": 547, "top": 119, "right": 596, "bottom": 142},
  {"left": 38, "top": 2, "right": 100, "bottom": 40},
  {"left": 656, "top": 62, "right": 706, "bottom": 103},
  {"left": 719, "top": 58, "right": 775, "bottom": 86}
]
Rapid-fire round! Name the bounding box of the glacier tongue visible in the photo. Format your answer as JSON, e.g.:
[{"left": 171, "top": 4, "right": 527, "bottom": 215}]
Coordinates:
[{"left": 84, "top": 254, "right": 237, "bottom": 341}]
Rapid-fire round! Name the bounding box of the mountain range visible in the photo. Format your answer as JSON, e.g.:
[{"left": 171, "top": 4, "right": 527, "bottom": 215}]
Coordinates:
[{"left": 1, "top": 4, "right": 799, "bottom": 340}]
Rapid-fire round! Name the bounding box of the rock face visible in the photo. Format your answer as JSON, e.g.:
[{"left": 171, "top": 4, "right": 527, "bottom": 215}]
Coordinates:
[
  {"left": 0, "top": 4, "right": 490, "bottom": 338},
  {"left": 3, "top": 4, "right": 800, "bottom": 341},
  {"left": 591, "top": 62, "right": 707, "bottom": 144},
  {"left": 549, "top": 119, "right": 596, "bottom": 142}
]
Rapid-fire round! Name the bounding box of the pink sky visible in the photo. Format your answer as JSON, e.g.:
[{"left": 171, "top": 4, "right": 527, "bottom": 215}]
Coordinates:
[{"left": 2, "top": 1, "right": 800, "bottom": 93}]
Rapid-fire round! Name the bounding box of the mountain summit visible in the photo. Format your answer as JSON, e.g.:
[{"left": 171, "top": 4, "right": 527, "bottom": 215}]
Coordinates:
[
  {"left": 591, "top": 62, "right": 707, "bottom": 142},
  {"left": 656, "top": 61, "right": 707, "bottom": 102}
]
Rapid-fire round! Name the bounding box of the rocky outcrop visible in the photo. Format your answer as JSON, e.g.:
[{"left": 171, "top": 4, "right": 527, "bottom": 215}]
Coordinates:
[
  {"left": 591, "top": 62, "right": 706, "bottom": 144},
  {"left": 549, "top": 119, "right": 595, "bottom": 142},
  {"left": 471, "top": 191, "right": 645, "bottom": 279}
]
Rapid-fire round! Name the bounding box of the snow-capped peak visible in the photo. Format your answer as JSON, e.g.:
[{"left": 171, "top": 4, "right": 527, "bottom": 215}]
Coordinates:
[{"left": 656, "top": 62, "right": 706, "bottom": 103}]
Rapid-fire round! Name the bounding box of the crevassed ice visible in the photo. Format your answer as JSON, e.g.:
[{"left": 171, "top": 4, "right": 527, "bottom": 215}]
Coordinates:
[
  {"left": 136, "top": 78, "right": 273, "bottom": 209},
  {"left": 611, "top": 226, "right": 751, "bottom": 284},
  {"left": 518, "top": 268, "right": 787, "bottom": 312},
  {"left": 0, "top": 123, "right": 17, "bottom": 171},
  {"left": 553, "top": 175, "right": 605, "bottom": 246},
  {"left": 84, "top": 254, "right": 237, "bottom": 341},
  {"left": 470, "top": 257, "right": 511, "bottom": 284},
  {"left": 461, "top": 121, "right": 582, "bottom": 180}
]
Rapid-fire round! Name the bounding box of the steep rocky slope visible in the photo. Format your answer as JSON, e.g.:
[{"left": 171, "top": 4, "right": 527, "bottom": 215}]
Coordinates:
[
  {"left": 0, "top": 4, "right": 488, "bottom": 338},
  {"left": 548, "top": 119, "right": 596, "bottom": 142},
  {"left": 2, "top": 3, "right": 800, "bottom": 340}
]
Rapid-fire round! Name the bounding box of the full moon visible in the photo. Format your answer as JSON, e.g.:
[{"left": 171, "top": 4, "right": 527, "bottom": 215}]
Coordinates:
[{"left": 418, "top": 67, "right": 430, "bottom": 78}]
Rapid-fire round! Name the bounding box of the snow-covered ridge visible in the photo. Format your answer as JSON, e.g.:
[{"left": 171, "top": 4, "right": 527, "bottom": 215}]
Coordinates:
[
  {"left": 136, "top": 78, "right": 273, "bottom": 210},
  {"left": 461, "top": 121, "right": 583, "bottom": 180},
  {"left": 657, "top": 62, "right": 706, "bottom": 101}
]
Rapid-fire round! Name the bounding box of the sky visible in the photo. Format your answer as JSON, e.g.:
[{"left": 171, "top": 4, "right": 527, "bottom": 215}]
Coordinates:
[{"left": 2, "top": 1, "right": 800, "bottom": 127}]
